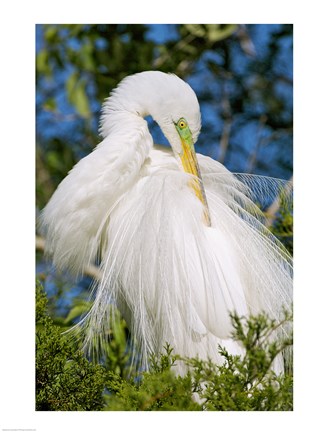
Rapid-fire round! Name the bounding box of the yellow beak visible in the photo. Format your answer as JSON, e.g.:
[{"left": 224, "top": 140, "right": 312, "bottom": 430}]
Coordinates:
[{"left": 180, "top": 138, "right": 211, "bottom": 227}]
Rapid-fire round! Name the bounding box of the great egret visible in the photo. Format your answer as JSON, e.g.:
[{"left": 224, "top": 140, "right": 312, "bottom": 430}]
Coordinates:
[{"left": 41, "top": 71, "right": 293, "bottom": 373}]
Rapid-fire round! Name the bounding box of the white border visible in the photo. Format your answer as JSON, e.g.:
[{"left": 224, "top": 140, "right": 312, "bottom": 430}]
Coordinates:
[{"left": 1, "top": 1, "right": 323, "bottom": 431}]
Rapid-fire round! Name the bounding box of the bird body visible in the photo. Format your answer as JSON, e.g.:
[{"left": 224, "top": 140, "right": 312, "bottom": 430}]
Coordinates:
[{"left": 41, "top": 71, "right": 292, "bottom": 373}]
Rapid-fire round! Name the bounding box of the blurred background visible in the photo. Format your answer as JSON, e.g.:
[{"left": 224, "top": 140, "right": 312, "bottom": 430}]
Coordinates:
[{"left": 36, "top": 24, "right": 293, "bottom": 325}]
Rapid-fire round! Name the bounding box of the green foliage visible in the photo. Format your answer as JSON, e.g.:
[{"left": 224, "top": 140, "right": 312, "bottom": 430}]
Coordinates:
[
  {"left": 270, "top": 205, "right": 293, "bottom": 255},
  {"left": 105, "top": 313, "right": 293, "bottom": 411},
  {"left": 189, "top": 354, "right": 293, "bottom": 411},
  {"left": 105, "top": 345, "right": 201, "bottom": 411},
  {"left": 36, "top": 281, "right": 292, "bottom": 411},
  {"left": 187, "top": 311, "right": 293, "bottom": 411},
  {"left": 36, "top": 281, "right": 106, "bottom": 410}
]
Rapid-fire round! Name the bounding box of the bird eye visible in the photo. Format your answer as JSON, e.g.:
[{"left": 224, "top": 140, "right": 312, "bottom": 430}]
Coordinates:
[{"left": 178, "top": 119, "right": 187, "bottom": 129}]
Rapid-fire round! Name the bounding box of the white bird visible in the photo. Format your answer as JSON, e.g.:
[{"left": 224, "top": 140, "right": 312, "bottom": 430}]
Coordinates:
[{"left": 41, "top": 71, "right": 293, "bottom": 373}]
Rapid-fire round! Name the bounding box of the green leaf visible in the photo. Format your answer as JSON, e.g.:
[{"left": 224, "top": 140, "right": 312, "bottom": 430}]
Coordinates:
[
  {"left": 183, "top": 24, "right": 237, "bottom": 43},
  {"left": 66, "top": 72, "right": 91, "bottom": 118},
  {"left": 73, "top": 80, "right": 91, "bottom": 118},
  {"left": 184, "top": 24, "right": 206, "bottom": 38},
  {"left": 36, "top": 49, "right": 50, "bottom": 76},
  {"left": 47, "top": 150, "right": 62, "bottom": 171},
  {"left": 64, "top": 301, "right": 91, "bottom": 324},
  {"left": 205, "top": 24, "right": 237, "bottom": 43},
  {"left": 66, "top": 71, "right": 78, "bottom": 101},
  {"left": 45, "top": 25, "right": 58, "bottom": 43},
  {"left": 43, "top": 97, "right": 57, "bottom": 112},
  {"left": 81, "top": 41, "right": 95, "bottom": 72}
]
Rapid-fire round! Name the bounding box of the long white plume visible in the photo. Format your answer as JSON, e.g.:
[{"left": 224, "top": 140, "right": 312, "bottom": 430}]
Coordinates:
[{"left": 41, "top": 146, "right": 292, "bottom": 371}]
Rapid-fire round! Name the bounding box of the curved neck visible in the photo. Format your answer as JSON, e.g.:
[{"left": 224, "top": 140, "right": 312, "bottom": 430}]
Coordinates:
[
  {"left": 99, "top": 71, "right": 201, "bottom": 154},
  {"left": 97, "top": 109, "right": 153, "bottom": 195}
]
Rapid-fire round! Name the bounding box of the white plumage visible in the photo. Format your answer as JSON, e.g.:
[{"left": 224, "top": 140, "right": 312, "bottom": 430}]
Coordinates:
[{"left": 41, "top": 71, "right": 293, "bottom": 373}]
